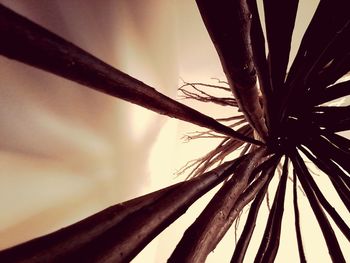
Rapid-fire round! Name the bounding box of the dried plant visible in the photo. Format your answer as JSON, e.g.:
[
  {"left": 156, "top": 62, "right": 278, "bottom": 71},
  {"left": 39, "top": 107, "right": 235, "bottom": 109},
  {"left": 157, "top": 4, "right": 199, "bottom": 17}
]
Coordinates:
[{"left": 0, "top": 0, "right": 349, "bottom": 262}]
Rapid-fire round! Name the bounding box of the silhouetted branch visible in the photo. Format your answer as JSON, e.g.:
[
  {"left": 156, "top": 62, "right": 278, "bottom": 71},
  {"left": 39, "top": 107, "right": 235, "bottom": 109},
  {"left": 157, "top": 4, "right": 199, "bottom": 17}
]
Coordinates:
[
  {"left": 255, "top": 156, "right": 289, "bottom": 262},
  {"left": 310, "top": 106, "right": 350, "bottom": 132},
  {"left": 0, "top": 158, "right": 242, "bottom": 262},
  {"left": 247, "top": 0, "right": 273, "bottom": 132},
  {"left": 216, "top": 115, "right": 245, "bottom": 122},
  {"left": 262, "top": 0, "right": 298, "bottom": 133},
  {"left": 305, "top": 135, "right": 350, "bottom": 176},
  {"left": 291, "top": 150, "right": 346, "bottom": 263},
  {"left": 322, "top": 131, "right": 350, "bottom": 154},
  {"left": 301, "top": 162, "right": 350, "bottom": 241},
  {"left": 195, "top": 0, "right": 268, "bottom": 141},
  {"left": 312, "top": 80, "right": 350, "bottom": 106},
  {"left": 286, "top": 0, "right": 349, "bottom": 86},
  {"left": 293, "top": 171, "right": 307, "bottom": 263},
  {"left": 281, "top": 0, "right": 350, "bottom": 122},
  {"left": 169, "top": 148, "right": 267, "bottom": 262},
  {"left": 299, "top": 146, "right": 350, "bottom": 212},
  {"left": 263, "top": 0, "right": 298, "bottom": 91},
  {"left": 210, "top": 155, "right": 281, "bottom": 251},
  {"left": 0, "top": 4, "right": 261, "bottom": 145},
  {"left": 231, "top": 160, "right": 279, "bottom": 263}
]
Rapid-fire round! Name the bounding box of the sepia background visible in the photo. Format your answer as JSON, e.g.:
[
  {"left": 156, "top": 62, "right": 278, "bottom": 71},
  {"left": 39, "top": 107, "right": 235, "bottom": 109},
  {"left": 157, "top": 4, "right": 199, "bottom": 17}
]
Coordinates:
[{"left": 0, "top": 1, "right": 349, "bottom": 262}]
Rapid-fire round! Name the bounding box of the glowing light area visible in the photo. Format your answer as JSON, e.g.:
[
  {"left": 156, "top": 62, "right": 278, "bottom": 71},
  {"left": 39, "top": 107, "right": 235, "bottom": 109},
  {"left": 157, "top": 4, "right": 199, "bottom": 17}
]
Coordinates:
[
  {"left": 147, "top": 119, "right": 179, "bottom": 189},
  {"left": 1, "top": 1, "right": 350, "bottom": 262},
  {"left": 126, "top": 103, "right": 163, "bottom": 143},
  {"left": 131, "top": 119, "right": 179, "bottom": 263}
]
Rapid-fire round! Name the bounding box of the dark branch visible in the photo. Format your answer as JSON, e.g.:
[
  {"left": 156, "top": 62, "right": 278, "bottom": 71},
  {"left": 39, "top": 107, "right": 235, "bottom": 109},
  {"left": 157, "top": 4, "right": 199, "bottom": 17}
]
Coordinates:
[
  {"left": 291, "top": 150, "right": 346, "bottom": 263},
  {"left": 300, "top": 161, "right": 350, "bottom": 241},
  {"left": 230, "top": 168, "right": 273, "bottom": 263},
  {"left": 304, "top": 20, "right": 350, "bottom": 91},
  {"left": 293, "top": 171, "right": 307, "bottom": 263},
  {"left": 169, "top": 148, "right": 267, "bottom": 262},
  {"left": 299, "top": 146, "right": 350, "bottom": 212},
  {"left": 305, "top": 135, "right": 350, "bottom": 175},
  {"left": 0, "top": 4, "right": 261, "bottom": 145},
  {"left": 0, "top": 159, "right": 240, "bottom": 262},
  {"left": 281, "top": 0, "right": 350, "bottom": 123},
  {"left": 255, "top": 156, "right": 289, "bottom": 262},
  {"left": 263, "top": 0, "right": 298, "bottom": 91},
  {"left": 247, "top": 0, "right": 273, "bottom": 133},
  {"left": 195, "top": 0, "right": 268, "bottom": 141},
  {"left": 311, "top": 80, "right": 350, "bottom": 106}
]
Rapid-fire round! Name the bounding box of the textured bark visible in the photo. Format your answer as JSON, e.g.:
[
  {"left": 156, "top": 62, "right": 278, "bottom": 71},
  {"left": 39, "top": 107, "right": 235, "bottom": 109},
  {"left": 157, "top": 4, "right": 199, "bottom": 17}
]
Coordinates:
[
  {"left": 196, "top": 0, "right": 268, "bottom": 141},
  {"left": 230, "top": 165, "right": 277, "bottom": 263},
  {"left": 301, "top": 165, "right": 350, "bottom": 241},
  {"left": 291, "top": 150, "right": 346, "bottom": 263},
  {"left": 299, "top": 146, "right": 350, "bottom": 212},
  {"left": 247, "top": 0, "right": 273, "bottom": 133},
  {"left": 293, "top": 172, "right": 307, "bottom": 263},
  {"left": 255, "top": 157, "right": 289, "bottom": 262},
  {"left": 214, "top": 155, "right": 280, "bottom": 254},
  {"left": 0, "top": 159, "right": 240, "bottom": 262},
  {"left": 0, "top": 2, "right": 349, "bottom": 262},
  {"left": 0, "top": 4, "right": 261, "bottom": 145},
  {"left": 0, "top": 182, "right": 182, "bottom": 262},
  {"left": 168, "top": 148, "right": 267, "bottom": 262}
]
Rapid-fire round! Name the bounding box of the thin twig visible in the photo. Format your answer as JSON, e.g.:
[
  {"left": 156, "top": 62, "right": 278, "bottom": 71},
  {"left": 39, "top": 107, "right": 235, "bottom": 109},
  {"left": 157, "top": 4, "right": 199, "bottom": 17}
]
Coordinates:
[
  {"left": 255, "top": 156, "right": 289, "bottom": 262},
  {"left": 178, "top": 125, "right": 252, "bottom": 179},
  {"left": 180, "top": 79, "right": 231, "bottom": 92},
  {"left": 293, "top": 170, "right": 307, "bottom": 263},
  {"left": 216, "top": 115, "right": 245, "bottom": 122}
]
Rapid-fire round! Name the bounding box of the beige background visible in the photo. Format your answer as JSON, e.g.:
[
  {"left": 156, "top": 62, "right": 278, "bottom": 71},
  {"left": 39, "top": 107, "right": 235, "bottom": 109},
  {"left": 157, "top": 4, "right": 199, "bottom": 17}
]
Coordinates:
[{"left": 0, "top": 0, "right": 349, "bottom": 262}]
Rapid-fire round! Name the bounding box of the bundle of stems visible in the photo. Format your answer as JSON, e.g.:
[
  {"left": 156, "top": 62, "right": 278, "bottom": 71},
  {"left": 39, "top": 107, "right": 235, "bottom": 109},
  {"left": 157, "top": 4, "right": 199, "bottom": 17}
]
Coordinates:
[{"left": 0, "top": 0, "right": 349, "bottom": 262}]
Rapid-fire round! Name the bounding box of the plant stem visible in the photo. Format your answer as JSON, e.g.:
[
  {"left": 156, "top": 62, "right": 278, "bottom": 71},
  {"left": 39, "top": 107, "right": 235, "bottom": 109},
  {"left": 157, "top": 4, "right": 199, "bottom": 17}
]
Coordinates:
[
  {"left": 0, "top": 4, "right": 261, "bottom": 145},
  {"left": 195, "top": 0, "right": 268, "bottom": 141}
]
